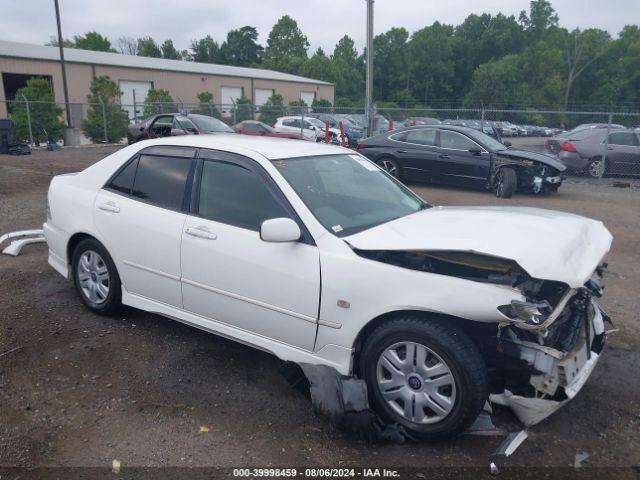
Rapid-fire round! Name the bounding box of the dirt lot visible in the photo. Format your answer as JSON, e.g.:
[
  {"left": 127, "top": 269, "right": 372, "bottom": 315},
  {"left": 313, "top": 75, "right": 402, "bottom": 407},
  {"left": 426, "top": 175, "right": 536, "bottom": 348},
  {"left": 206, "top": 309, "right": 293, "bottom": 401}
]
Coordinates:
[{"left": 0, "top": 146, "right": 639, "bottom": 474}]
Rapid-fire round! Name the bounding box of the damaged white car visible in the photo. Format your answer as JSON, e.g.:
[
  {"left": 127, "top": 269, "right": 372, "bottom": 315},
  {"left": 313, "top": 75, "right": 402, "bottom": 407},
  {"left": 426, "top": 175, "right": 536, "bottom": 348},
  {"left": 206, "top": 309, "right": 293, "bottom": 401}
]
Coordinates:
[{"left": 43, "top": 135, "right": 613, "bottom": 441}]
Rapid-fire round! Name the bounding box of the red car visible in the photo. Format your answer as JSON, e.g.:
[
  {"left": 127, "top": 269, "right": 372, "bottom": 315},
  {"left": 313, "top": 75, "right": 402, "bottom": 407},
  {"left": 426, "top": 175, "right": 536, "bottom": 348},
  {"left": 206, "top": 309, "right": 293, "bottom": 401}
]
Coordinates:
[{"left": 234, "top": 120, "right": 303, "bottom": 140}]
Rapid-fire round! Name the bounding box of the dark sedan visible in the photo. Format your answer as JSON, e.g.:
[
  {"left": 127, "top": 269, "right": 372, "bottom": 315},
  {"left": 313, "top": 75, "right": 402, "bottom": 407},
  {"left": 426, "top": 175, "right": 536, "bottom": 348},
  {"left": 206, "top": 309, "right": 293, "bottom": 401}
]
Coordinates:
[
  {"left": 234, "top": 120, "right": 303, "bottom": 139},
  {"left": 127, "top": 113, "right": 233, "bottom": 144},
  {"left": 357, "top": 125, "right": 566, "bottom": 198}
]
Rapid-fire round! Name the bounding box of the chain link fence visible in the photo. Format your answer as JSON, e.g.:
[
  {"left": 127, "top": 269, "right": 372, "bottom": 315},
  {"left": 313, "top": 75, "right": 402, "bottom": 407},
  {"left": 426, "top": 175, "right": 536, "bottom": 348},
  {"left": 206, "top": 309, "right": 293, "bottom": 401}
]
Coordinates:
[{"left": 2, "top": 98, "right": 639, "bottom": 180}]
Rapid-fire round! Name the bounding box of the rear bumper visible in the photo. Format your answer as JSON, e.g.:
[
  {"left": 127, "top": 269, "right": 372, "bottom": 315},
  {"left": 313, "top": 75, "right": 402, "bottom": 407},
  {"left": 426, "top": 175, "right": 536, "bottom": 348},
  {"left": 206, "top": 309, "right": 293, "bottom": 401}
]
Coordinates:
[
  {"left": 558, "top": 151, "right": 588, "bottom": 172},
  {"left": 43, "top": 221, "right": 69, "bottom": 279}
]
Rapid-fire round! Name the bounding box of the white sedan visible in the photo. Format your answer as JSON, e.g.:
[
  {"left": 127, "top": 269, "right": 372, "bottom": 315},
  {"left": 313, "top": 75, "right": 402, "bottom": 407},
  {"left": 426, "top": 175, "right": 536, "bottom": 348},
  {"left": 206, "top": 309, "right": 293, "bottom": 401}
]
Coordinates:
[{"left": 44, "top": 135, "right": 612, "bottom": 440}]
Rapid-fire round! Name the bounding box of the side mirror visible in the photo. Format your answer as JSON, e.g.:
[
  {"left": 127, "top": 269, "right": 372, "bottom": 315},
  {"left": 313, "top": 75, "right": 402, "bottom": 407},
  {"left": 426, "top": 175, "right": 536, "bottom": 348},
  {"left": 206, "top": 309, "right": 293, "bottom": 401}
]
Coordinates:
[
  {"left": 469, "top": 147, "right": 482, "bottom": 155},
  {"left": 503, "top": 140, "right": 512, "bottom": 147},
  {"left": 260, "top": 218, "right": 301, "bottom": 243}
]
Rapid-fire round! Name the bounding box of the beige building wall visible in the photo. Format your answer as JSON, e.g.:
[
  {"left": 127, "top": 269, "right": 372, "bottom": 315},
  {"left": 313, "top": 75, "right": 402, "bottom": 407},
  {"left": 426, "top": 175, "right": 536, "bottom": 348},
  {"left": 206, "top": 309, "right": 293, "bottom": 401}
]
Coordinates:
[{"left": 0, "top": 57, "right": 335, "bottom": 118}]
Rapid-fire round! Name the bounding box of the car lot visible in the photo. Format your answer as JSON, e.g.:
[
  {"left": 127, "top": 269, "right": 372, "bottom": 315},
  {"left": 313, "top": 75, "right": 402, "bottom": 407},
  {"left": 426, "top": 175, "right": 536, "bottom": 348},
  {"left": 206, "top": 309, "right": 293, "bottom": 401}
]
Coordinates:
[{"left": 1, "top": 146, "right": 639, "bottom": 471}]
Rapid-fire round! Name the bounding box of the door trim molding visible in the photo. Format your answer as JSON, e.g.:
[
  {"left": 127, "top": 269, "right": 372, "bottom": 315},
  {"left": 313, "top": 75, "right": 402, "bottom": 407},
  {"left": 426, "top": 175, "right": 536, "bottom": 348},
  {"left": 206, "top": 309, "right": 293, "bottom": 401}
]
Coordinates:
[{"left": 123, "top": 260, "right": 180, "bottom": 281}]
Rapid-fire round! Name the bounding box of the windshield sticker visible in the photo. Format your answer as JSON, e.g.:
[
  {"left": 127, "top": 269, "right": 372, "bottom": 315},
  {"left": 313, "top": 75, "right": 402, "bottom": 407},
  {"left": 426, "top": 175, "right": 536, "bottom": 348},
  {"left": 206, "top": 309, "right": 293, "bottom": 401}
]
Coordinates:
[
  {"left": 331, "top": 225, "right": 344, "bottom": 233},
  {"left": 350, "top": 155, "right": 379, "bottom": 172}
]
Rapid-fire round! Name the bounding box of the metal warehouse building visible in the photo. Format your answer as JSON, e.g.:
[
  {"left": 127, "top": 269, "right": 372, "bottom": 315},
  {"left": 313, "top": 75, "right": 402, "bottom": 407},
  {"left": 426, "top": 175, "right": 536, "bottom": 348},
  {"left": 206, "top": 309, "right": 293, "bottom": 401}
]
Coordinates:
[{"left": 0, "top": 40, "right": 334, "bottom": 122}]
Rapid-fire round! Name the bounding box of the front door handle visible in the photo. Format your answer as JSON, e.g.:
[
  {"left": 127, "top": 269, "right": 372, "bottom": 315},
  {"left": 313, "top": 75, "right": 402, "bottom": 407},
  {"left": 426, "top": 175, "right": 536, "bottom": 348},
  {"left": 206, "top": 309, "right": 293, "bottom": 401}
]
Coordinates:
[
  {"left": 396, "top": 149, "right": 408, "bottom": 154},
  {"left": 438, "top": 154, "right": 450, "bottom": 159},
  {"left": 186, "top": 226, "right": 217, "bottom": 240},
  {"left": 98, "top": 201, "right": 120, "bottom": 213}
]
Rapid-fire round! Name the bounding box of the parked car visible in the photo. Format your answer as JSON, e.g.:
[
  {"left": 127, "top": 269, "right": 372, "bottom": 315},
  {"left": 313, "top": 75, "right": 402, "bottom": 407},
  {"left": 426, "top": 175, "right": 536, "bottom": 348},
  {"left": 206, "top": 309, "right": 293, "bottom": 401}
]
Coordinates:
[
  {"left": 234, "top": 120, "right": 303, "bottom": 140},
  {"left": 357, "top": 125, "right": 565, "bottom": 197},
  {"left": 43, "top": 134, "right": 612, "bottom": 440},
  {"left": 348, "top": 114, "right": 390, "bottom": 135},
  {"left": 404, "top": 117, "right": 442, "bottom": 127},
  {"left": 557, "top": 128, "right": 640, "bottom": 177},
  {"left": 127, "top": 113, "right": 233, "bottom": 144},
  {"left": 274, "top": 116, "right": 326, "bottom": 142},
  {"left": 308, "top": 113, "right": 363, "bottom": 146},
  {"left": 547, "top": 124, "right": 626, "bottom": 154},
  {"left": 443, "top": 119, "right": 501, "bottom": 140}
]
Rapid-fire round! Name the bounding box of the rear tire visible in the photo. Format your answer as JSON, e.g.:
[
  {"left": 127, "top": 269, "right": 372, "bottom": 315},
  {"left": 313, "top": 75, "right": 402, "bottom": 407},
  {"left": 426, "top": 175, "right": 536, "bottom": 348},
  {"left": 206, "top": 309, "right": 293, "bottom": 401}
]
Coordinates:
[
  {"left": 376, "top": 157, "right": 401, "bottom": 179},
  {"left": 71, "top": 238, "right": 122, "bottom": 316},
  {"left": 587, "top": 157, "right": 606, "bottom": 178},
  {"left": 494, "top": 167, "right": 517, "bottom": 198},
  {"left": 360, "top": 316, "right": 488, "bottom": 441}
]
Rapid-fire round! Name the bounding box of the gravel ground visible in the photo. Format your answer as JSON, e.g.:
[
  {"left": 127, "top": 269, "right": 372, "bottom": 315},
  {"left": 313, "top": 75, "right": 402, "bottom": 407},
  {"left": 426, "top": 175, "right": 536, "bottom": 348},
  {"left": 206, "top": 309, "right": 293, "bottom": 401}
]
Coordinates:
[{"left": 0, "top": 146, "right": 638, "bottom": 474}]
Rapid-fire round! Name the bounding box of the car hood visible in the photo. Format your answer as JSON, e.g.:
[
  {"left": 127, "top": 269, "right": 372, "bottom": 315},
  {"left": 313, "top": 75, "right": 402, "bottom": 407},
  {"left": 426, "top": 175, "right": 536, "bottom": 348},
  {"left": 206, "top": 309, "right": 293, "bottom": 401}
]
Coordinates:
[
  {"left": 344, "top": 206, "right": 612, "bottom": 288},
  {"left": 497, "top": 149, "right": 566, "bottom": 171}
]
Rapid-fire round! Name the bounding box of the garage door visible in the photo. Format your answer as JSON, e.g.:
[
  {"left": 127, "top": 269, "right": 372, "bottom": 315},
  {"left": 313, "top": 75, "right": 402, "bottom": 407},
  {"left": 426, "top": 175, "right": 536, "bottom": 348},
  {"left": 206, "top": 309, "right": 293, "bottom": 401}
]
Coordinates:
[
  {"left": 119, "top": 80, "right": 152, "bottom": 122},
  {"left": 301, "top": 91, "right": 316, "bottom": 107},
  {"left": 254, "top": 88, "right": 274, "bottom": 107},
  {"left": 220, "top": 86, "right": 243, "bottom": 116}
]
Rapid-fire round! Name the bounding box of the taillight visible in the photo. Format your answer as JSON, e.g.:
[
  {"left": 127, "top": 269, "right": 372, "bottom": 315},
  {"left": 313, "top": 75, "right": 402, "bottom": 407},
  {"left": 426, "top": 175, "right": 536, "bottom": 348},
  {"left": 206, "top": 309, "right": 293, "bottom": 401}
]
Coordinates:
[
  {"left": 559, "top": 141, "right": 577, "bottom": 152},
  {"left": 356, "top": 143, "right": 365, "bottom": 149}
]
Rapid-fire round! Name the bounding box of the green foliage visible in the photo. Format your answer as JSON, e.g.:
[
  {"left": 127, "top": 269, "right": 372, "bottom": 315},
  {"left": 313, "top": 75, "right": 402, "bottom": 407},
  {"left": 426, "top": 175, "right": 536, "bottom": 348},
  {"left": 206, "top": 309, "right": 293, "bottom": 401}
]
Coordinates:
[
  {"left": 312, "top": 98, "right": 332, "bottom": 109},
  {"left": 143, "top": 89, "right": 177, "bottom": 117},
  {"left": 193, "top": 91, "right": 220, "bottom": 118},
  {"left": 299, "top": 48, "right": 337, "bottom": 84},
  {"left": 81, "top": 76, "right": 128, "bottom": 143},
  {"left": 220, "top": 26, "right": 263, "bottom": 66},
  {"left": 160, "top": 40, "right": 181, "bottom": 59},
  {"left": 190, "top": 35, "right": 221, "bottom": 63},
  {"left": 137, "top": 37, "right": 162, "bottom": 58},
  {"left": 73, "top": 32, "right": 116, "bottom": 52},
  {"left": 263, "top": 15, "right": 309, "bottom": 73},
  {"left": 232, "top": 96, "right": 254, "bottom": 122},
  {"left": 373, "top": 28, "right": 410, "bottom": 101},
  {"left": 258, "top": 94, "right": 285, "bottom": 126},
  {"left": 10, "top": 78, "right": 63, "bottom": 144}
]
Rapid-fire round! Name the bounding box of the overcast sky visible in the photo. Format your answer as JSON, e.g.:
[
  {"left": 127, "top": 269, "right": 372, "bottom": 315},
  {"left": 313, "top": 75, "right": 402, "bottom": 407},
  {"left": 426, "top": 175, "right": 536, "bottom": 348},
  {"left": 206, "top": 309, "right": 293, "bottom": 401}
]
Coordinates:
[{"left": 1, "top": 0, "right": 637, "bottom": 54}]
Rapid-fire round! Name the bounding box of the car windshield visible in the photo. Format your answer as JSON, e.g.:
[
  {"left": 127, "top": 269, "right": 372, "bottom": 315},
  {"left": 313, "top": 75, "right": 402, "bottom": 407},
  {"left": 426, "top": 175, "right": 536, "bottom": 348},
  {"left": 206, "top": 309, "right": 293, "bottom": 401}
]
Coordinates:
[
  {"left": 467, "top": 129, "right": 507, "bottom": 151},
  {"left": 190, "top": 116, "right": 233, "bottom": 133},
  {"left": 308, "top": 118, "right": 325, "bottom": 128},
  {"left": 272, "top": 154, "right": 427, "bottom": 237}
]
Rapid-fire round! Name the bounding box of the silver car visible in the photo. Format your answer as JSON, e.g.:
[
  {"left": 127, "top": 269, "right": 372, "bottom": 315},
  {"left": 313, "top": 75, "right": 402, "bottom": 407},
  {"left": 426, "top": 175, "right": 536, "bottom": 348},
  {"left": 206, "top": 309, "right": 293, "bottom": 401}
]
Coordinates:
[{"left": 557, "top": 128, "right": 640, "bottom": 177}]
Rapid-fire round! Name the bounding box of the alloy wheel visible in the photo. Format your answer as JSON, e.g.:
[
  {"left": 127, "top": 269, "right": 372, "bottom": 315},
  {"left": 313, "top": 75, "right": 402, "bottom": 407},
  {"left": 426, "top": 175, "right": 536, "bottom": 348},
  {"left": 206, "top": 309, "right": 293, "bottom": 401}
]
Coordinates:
[
  {"left": 77, "top": 250, "right": 110, "bottom": 304},
  {"left": 588, "top": 159, "right": 605, "bottom": 178},
  {"left": 378, "top": 159, "right": 398, "bottom": 177},
  {"left": 376, "top": 341, "right": 457, "bottom": 424}
]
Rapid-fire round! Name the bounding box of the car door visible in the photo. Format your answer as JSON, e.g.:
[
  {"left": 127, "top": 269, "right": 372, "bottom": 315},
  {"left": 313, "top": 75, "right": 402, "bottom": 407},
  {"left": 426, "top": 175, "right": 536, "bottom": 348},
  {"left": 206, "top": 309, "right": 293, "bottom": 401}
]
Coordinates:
[
  {"left": 606, "top": 131, "right": 640, "bottom": 174},
  {"left": 180, "top": 149, "right": 320, "bottom": 350},
  {"left": 148, "top": 115, "right": 174, "bottom": 138},
  {"left": 436, "top": 130, "right": 490, "bottom": 187},
  {"left": 390, "top": 128, "right": 441, "bottom": 182},
  {"left": 94, "top": 146, "right": 196, "bottom": 307}
]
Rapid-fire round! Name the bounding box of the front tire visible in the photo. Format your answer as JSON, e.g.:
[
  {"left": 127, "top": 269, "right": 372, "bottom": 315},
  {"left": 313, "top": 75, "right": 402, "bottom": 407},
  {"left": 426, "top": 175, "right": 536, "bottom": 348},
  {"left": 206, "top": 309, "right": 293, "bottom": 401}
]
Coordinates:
[
  {"left": 494, "top": 167, "right": 517, "bottom": 198},
  {"left": 72, "top": 238, "right": 122, "bottom": 316},
  {"left": 360, "top": 316, "right": 488, "bottom": 441}
]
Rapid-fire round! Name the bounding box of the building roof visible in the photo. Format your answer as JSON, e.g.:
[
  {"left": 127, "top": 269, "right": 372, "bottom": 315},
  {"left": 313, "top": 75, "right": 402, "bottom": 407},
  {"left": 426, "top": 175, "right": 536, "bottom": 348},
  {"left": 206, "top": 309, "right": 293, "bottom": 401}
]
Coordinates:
[{"left": 0, "top": 40, "right": 332, "bottom": 86}]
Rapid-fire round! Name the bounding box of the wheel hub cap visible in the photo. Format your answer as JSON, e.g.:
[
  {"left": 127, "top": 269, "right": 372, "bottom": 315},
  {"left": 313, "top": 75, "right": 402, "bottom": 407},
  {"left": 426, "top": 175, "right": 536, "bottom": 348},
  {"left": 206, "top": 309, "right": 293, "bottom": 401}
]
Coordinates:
[
  {"left": 376, "top": 341, "right": 457, "bottom": 425},
  {"left": 77, "top": 250, "right": 110, "bottom": 304}
]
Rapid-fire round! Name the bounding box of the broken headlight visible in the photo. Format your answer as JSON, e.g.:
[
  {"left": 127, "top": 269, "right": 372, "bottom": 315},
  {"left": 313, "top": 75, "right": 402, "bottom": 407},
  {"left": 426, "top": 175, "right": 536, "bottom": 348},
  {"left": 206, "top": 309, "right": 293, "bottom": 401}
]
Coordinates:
[{"left": 498, "top": 300, "right": 552, "bottom": 327}]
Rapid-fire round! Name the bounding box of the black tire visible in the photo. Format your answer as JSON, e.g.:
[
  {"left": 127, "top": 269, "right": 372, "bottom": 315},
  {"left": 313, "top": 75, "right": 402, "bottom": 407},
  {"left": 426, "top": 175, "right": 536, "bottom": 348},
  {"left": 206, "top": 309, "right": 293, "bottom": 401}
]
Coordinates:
[
  {"left": 376, "top": 157, "right": 401, "bottom": 179},
  {"left": 494, "top": 167, "right": 517, "bottom": 198},
  {"left": 71, "top": 238, "right": 122, "bottom": 316},
  {"left": 359, "top": 315, "right": 488, "bottom": 441},
  {"left": 587, "top": 157, "right": 606, "bottom": 178}
]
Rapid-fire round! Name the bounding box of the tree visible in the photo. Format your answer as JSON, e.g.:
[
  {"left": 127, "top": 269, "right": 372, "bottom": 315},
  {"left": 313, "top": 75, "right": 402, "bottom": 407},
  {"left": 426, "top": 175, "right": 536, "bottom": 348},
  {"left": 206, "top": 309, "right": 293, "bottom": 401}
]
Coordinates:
[
  {"left": 465, "top": 54, "right": 530, "bottom": 108},
  {"left": 519, "top": 0, "right": 559, "bottom": 40},
  {"left": 312, "top": 98, "right": 332, "bottom": 109},
  {"left": 190, "top": 36, "right": 221, "bottom": 63},
  {"left": 232, "top": 96, "right": 253, "bottom": 122},
  {"left": 143, "top": 89, "right": 177, "bottom": 117},
  {"left": 373, "top": 28, "right": 410, "bottom": 101},
  {"left": 137, "top": 37, "right": 162, "bottom": 58},
  {"left": 299, "top": 48, "right": 337, "bottom": 84},
  {"left": 219, "top": 26, "right": 263, "bottom": 66},
  {"left": 259, "top": 93, "right": 285, "bottom": 126},
  {"left": 117, "top": 36, "right": 138, "bottom": 55},
  {"left": 81, "top": 76, "right": 128, "bottom": 143},
  {"left": 332, "top": 35, "right": 359, "bottom": 65},
  {"left": 193, "top": 91, "right": 220, "bottom": 118},
  {"left": 408, "top": 23, "right": 455, "bottom": 104},
  {"left": 73, "top": 32, "right": 115, "bottom": 52},
  {"left": 11, "top": 78, "right": 63, "bottom": 144},
  {"left": 160, "top": 40, "right": 182, "bottom": 60},
  {"left": 46, "top": 36, "right": 74, "bottom": 47},
  {"left": 331, "top": 36, "right": 364, "bottom": 104},
  {"left": 263, "top": 15, "right": 309, "bottom": 73}
]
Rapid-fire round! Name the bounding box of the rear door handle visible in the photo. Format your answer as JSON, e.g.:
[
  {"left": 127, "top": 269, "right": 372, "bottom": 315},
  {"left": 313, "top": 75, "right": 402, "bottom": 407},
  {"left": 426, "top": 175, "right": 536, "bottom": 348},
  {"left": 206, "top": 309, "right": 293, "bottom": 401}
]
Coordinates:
[
  {"left": 438, "top": 154, "right": 450, "bottom": 159},
  {"left": 98, "top": 201, "right": 120, "bottom": 213},
  {"left": 186, "top": 226, "right": 217, "bottom": 240}
]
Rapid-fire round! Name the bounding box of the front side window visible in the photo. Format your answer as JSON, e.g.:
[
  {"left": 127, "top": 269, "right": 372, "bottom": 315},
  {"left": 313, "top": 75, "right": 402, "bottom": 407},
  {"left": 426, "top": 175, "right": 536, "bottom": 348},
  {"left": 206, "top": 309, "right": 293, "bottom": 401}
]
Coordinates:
[
  {"left": 405, "top": 129, "right": 437, "bottom": 146},
  {"left": 439, "top": 130, "right": 480, "bottom": 151},
  {"left": 190, "top": 115, "right": 233, "bottom": 133},
  {"left": 608, "top": 132, "right": 636, "bottom": 146},
  {"left": 132, "top": 155, "right": 192, "bottom": 211},
  {"left": 273, "top": 154, "right": 426, "bottom": 236},
  {"left": 198, "top": 161, "right": 289, "bottom": 231},
  {"left": 173, "top": 116, "right": 197, "bottom": 132}
]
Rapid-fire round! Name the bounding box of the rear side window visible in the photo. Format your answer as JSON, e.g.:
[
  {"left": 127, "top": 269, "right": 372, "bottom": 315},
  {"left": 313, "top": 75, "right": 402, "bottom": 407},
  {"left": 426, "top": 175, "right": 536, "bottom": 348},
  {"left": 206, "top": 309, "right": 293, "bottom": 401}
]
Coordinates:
[
  {"left": 198, "top": 160, "right": 289, "bottom": 231},
  {"left": 405, "top": 129, "right": 437, "bottom": 146},
  {"left": 132, "top": 155, "right": 192, "bottom": 211},
  {"left": 108, "top": 157, "right": 138, "bottom": 195}
]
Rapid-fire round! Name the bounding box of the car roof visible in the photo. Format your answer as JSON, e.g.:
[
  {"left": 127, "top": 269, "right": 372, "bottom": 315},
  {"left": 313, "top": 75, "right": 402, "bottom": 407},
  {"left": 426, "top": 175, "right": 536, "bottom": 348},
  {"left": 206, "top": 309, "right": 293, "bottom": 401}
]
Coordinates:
[
  {"left": 130, "top": 133, "right": 349, "bottom": 160},
  {"left": 390, "top": 124, "right": 480, "bottom": 136}
]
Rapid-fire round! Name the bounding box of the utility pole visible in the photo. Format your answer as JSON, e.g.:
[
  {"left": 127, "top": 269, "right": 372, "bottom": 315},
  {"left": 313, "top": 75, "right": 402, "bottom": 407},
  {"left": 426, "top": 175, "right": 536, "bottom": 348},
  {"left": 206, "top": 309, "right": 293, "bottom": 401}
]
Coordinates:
[
  {"left": 54, "top": 0, "right": 72, "bottom": 127},
  {"left": 364, "top": 0, "right": 374, "bottom": 137}
]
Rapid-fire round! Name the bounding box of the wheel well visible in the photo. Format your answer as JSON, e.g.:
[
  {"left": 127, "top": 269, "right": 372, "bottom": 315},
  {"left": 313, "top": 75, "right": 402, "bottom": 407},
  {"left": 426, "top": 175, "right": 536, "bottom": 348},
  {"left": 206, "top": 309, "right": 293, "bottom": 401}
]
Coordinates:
[
  {"left": 66, "top": 232, "right": 97, "bottom": 264},
  {"left": 351, "top": 310, "right": 497, "bottom": 376}
]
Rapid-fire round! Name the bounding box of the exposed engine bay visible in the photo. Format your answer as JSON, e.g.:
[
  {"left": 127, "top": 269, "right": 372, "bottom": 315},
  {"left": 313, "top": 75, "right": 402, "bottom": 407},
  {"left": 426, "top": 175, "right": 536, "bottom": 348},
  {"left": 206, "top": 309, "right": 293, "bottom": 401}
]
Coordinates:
[{"left": 490, "top": 152, "right": 564, "bottom": 194}]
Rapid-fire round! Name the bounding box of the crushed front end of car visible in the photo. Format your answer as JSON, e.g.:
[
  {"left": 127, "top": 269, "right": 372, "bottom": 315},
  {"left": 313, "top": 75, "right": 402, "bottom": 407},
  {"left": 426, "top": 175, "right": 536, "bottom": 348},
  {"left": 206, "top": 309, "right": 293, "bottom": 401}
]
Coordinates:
[{"left": 489, "top": 268, "right": 610, "bottom": 426}]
